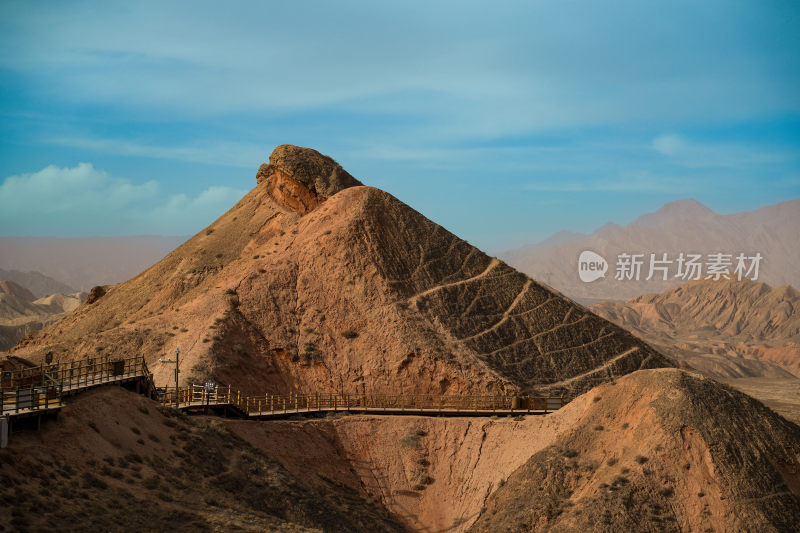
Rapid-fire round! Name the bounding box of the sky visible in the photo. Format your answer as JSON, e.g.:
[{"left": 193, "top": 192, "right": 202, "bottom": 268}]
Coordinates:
[{"left": 0, "top": 0, "right": 798, "bottom": 253}]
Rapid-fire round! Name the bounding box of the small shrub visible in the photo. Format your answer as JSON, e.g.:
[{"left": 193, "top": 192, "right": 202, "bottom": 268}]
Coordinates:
[
  {"left": 635, "top": 455, "right": 649, "bottom": 465},
  {"left": 606, "top": 457, "right": 618, "bottom": 466},
  {"left": 415, "top": 429, "right": 427, "bottom": 437},
  {"left": 417, "top": 458, "right": 430, "bottom": 467},
  {"left": 206, "top": 229, "right": 214, "bottom": 235},
  {"left": 697, "top": 491, "right": 705, "bottom": 497},
  {"left": 81, "top": 472, "right": 108, "bottom": 490},
  {"left": 400, "top": 434, "right": 421, "bottom": 450},
  {"left": 225, "top": 288, "right": 236, "bottom": 294},
  {"left": 661, "top": 486, "right": 674, "bottom": 497},
  {"left": 594, "top": 425, "right": 604, "bottom": 431},
  {"left": 88, "top": 421, "right": 99, "bottom": 433},
  {"left": 498, "top": 478, "right": 506, "bottom": 487},
  {"left": 562, "top": 449, "right": 579, "bottom": 458},
  {"left": 130, "top": 427, "right": 141, "bottom": 435},
  {"left": 621, "top": 423, "right": 630, "bottom": 429},
  {"left": 147, "top": 433, "right": 160, "bottom": 443},
  {"left": 341, "top": 330, "right": 359, "bottom": 339},
  {"left": 413, "top": 484, "right": 426, "bottom": 491},
  {"left": 593, "top": 397, "right": 601, "bottom": 403}
]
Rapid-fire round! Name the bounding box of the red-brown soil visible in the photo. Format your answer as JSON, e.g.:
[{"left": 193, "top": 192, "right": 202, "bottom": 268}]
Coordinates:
[{"left": 5, "top": 368, "right": 799, "bottom": 532}]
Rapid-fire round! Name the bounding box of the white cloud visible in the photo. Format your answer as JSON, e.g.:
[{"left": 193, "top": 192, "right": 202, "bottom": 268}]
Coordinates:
[
  {"left": 0, "top": 163, "right": 247, "bottom": 236},
  {"left": 652, "top": 134, "right": 686, "bottom": 156}
]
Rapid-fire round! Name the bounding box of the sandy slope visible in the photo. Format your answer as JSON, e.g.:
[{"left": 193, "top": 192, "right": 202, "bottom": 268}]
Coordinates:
[{"left": 6, "top": 366, "right": 797, "bottom": 533}]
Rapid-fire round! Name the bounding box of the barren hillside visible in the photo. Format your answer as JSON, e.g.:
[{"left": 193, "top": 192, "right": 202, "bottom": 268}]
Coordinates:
[
  {"left": 6, "top": 368, "right": 798, "bottom": 532},
  {"left": 0, "top": 386, "right": 403, "bottom": 532},
  {"left": 470, "top": 369, "right": 800, "bottom": 533},
  {"left": 591, "top": 279, "right": 800, "bottom": 379},
  {"left": 9, "top": 145, "right": 671, "bottom": 399}
]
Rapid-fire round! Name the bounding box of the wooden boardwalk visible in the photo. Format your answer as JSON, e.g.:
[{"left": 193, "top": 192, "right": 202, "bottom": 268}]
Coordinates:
[
  {"left": 1, "top": 356, "right": 154, "bottom": 420},
  {"left": 166, "top": 385, "right": 565, "bottom": 419},
  {"left": 1, "top": 355, "right": 564, "bottom": 445}
]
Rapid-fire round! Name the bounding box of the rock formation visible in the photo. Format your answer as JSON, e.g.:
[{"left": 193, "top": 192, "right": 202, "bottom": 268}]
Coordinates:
[{"left": 8, "top": 145, "right": 671, "bottom": 398}]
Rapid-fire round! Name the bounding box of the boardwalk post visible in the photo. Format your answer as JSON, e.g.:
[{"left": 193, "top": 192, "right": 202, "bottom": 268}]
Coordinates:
[{"left": 1, "top": 416, "right": 8, "bottom": 449}]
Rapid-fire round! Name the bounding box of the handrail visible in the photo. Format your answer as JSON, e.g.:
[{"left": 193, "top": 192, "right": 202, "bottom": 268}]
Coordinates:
[
  {"left": 160, "top": 384, "right": 565, "bottom": 416},
  {"left": 1, "top": 355, "right": 152, "bottom": 417},
  {"left": 0, "top": 354, "right": 566, "bottom": 419}
]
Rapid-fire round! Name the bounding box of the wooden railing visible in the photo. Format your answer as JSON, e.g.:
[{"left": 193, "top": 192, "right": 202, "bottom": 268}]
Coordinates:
[
  {"left": 1, "top": 383, "right": 62, "bottom": 415},
  {"left": 162, "top": 385, "right": 565, "bottom": 416},
  {"left": 1, "top": 355, "right": 153, "bottom": 417},
  {"left": 1, "top": 353, "right": 564, "bottom": 419}
]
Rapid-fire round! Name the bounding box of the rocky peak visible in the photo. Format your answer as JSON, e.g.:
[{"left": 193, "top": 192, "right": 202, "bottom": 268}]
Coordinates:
[{"left": 257, "top": 144, "right": 363, "bottom": 214}]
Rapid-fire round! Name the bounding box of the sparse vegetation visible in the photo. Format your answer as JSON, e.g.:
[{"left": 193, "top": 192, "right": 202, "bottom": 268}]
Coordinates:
[
  {"left": 341, "top": 330, "right": 359, "bottom": 339},
  {"left": 635, "top": 455, "right": 649, "bottom": 464}
]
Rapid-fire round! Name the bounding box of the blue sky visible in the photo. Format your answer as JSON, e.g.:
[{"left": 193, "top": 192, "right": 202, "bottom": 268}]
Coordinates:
[{"left": 1, "top": 1, "right": 798, "bottom": 253}]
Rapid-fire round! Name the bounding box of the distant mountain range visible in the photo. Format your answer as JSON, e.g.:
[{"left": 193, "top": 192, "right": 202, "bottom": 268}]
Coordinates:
[
  {"left": 0, "top": 235, "right": 186, "bottom": 291},
  {"left": 591, "top": 279, "right": 800, "bottom": 380},
  {"left": 0, "top": 280, "right": 86, "bottom": 351},
  {"left": 0, "top": 268, "right": 75, "bottom": 298},
  {"left": 502, "top": 198, "right": 800, "bottom": 301}
]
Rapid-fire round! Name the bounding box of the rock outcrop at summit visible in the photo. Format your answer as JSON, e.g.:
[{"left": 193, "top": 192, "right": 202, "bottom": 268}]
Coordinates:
[
  {"left": 257, "top": 144, "right": 363, "bottom": 213},
  {"left": 9, "top": 145, "right": 671, "bottom": 398}
]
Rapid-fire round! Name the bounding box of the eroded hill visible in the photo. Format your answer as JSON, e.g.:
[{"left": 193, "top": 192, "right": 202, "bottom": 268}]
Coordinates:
[
  {"left": 6, "top": 368, "right": 798, "bottom": 533},
  {"left": 590, "top": 279, "right": 800, "bottom": 377},
  {"left": 469, "top": 368, "right": 800, "bottom": 533},
  {"left": 0, "top": 386, "right": 402, "bottom": 532},
  {"left": 0, "top": 280, "right": 85, "bottom": 351},
  {"left": 10, "top": 145, "right": 670, "bottom": 398}
]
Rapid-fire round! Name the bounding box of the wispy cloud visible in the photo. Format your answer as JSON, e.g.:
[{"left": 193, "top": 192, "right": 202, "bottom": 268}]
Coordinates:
[
  {"left": 524, "top": 171, "right": 698, "bottom": 194},
  {"left": 651, "top": 133, "right": 794, "bottom": 168},
  {"left": 0, "top": 163, "right": 246, "bottom": 236},
  {"left": 46, "top": 137, "right": 266, "bottom": 169}
]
